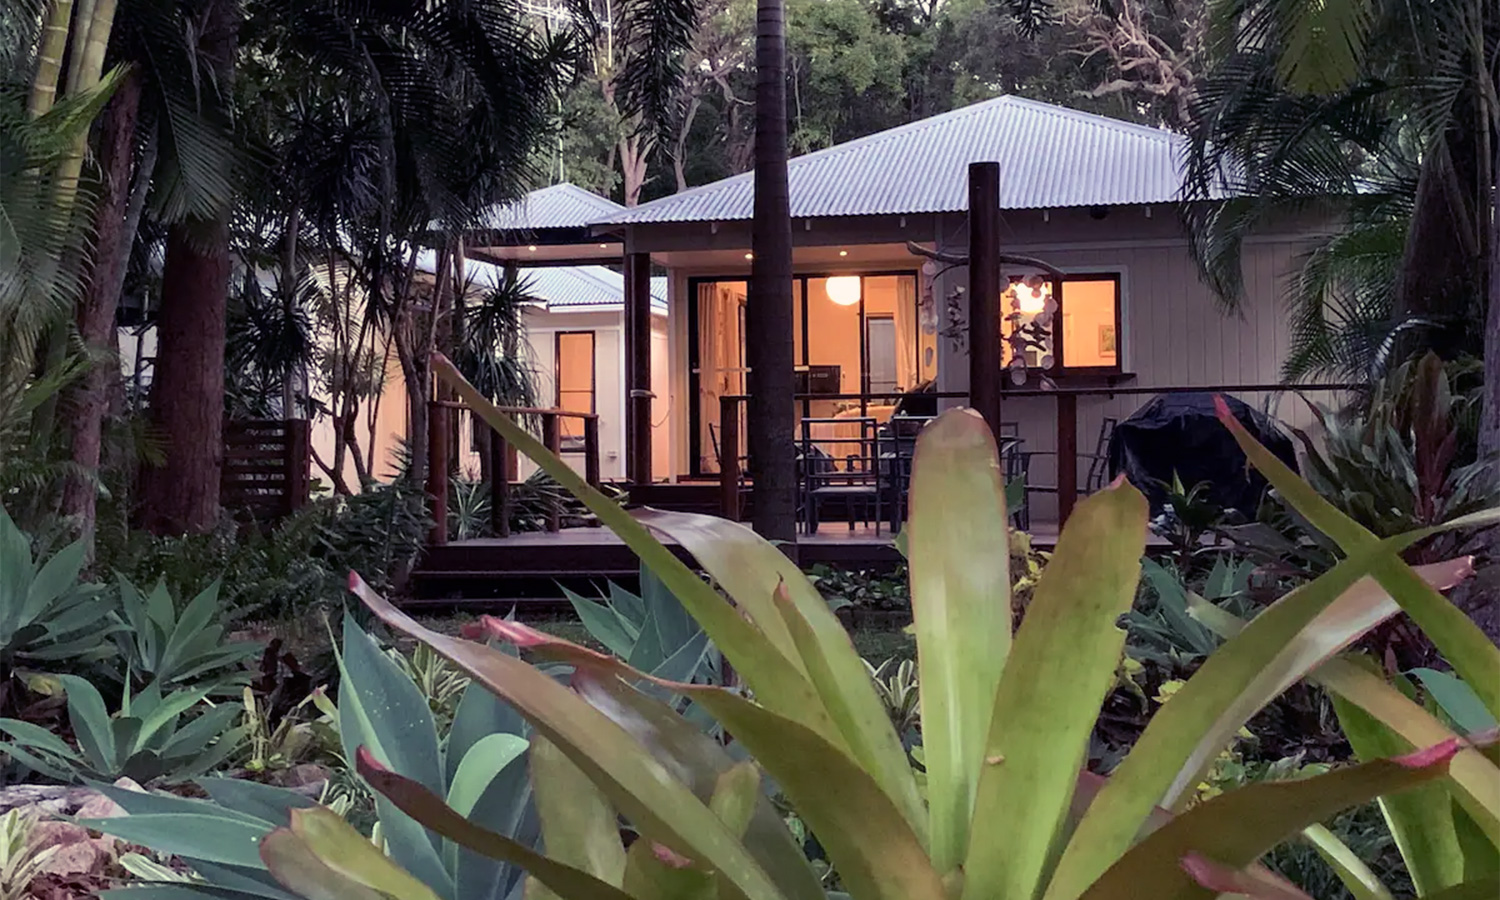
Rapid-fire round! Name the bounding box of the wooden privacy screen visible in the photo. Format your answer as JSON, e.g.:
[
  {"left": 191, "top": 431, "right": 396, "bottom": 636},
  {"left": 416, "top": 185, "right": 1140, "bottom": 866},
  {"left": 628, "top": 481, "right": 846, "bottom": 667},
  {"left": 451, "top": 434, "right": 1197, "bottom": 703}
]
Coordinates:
[{"left": 221, "top": 419, "right": 311, "bottom": 520}]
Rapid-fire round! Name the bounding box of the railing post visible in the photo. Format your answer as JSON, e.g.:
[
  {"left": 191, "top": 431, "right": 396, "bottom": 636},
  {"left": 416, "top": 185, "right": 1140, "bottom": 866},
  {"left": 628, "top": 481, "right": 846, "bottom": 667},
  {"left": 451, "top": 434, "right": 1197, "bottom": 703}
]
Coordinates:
[
  {"left": 1057, "top": 392, "right": 1078, "bottom": 525},
  {"left": 490, "top": 428, "right": 511, "bottom": 538},
  {"left": 285, "top": 419, "right": 310, "bottom": 515},
  {"left": 968, "top": 161, "right": 1004, "bottom": 434},
  {"left": 427, "top": 402, "right": 449, "bottom": 546},
  {"left": 720, "top": 395, "right": 741, "bottom": 521},
  {"left": 583, "top": 415, "right": 601, "bottom": 489},
  {"left": 542, "top": 413, "right": 562, "bottom": 532}
]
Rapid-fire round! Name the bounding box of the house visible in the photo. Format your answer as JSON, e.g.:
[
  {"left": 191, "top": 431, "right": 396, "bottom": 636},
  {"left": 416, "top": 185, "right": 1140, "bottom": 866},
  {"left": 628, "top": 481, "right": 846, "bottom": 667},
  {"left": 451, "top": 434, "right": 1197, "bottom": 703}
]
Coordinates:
[{"left": 463, "top": 95, "right": 1336, "bottom": 524}]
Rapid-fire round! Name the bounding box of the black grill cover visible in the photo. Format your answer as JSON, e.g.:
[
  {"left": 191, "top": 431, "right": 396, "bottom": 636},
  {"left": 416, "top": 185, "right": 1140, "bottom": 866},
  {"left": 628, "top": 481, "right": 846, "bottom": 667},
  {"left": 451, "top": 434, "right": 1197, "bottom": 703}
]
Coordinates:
[{"left": 1106, "top": 392, "right": 1298, "bottom": 516}]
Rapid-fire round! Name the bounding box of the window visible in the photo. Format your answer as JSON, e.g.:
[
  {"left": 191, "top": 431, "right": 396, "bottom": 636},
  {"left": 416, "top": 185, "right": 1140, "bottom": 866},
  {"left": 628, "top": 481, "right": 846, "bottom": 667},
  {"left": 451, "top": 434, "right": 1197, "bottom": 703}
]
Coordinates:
[
  {"left": 688, "top": 272, "right": 934, "bottom": 476},
  {"left": 1001, "top": 273, "right": 1121, "bottom": 377},
  {"left": 554, "top": 331, "right": 595, "bottom": 440}
]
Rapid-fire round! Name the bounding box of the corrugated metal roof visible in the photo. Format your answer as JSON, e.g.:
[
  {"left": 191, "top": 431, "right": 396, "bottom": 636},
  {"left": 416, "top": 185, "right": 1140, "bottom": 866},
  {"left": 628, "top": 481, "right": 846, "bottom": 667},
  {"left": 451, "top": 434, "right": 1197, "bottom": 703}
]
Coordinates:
[
  {"left": 600, "top": 96, "right": 1189, "bottom": 225},
  {"left": 519, "top": 266, "right": 668, "bottom": 314},
  {"left": 481, "top": 183, "right": 624, "bottom": 231},
  {"left": 418, "top": 251, "right": 667, "bottom": 313}
]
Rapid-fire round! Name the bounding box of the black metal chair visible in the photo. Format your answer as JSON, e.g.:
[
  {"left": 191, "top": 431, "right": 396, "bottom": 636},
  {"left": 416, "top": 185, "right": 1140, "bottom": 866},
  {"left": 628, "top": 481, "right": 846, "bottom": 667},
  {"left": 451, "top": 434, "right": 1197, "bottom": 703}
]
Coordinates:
[
  {"left": 1020, "top": 417, "right": 1119, "bottom": 521},
  {"left": 800, "top": 417, "right": 882, "bottom": 534}
]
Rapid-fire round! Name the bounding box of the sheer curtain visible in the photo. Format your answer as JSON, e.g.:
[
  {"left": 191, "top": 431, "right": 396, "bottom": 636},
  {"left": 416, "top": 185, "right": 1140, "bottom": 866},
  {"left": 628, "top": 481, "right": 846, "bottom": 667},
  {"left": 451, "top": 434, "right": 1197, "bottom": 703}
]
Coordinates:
[
  {"left": 893, "top": 275, "right": 919, "bottom": 390},
  {"left": 697, "top": 283, "right": 721, "bottom": 472}
]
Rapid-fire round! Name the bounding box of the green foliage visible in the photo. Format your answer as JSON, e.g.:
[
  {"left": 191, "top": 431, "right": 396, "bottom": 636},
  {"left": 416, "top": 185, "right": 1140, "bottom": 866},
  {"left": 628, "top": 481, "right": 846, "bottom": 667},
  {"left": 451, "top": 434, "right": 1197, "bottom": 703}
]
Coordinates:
[
  {"left": 279, "top": 366, "right": 1498, "bottom": 900},
  {"left": 564, "top": 565, "right": 717, "bottom": 684},
  {"left": 93, "top": 617, "right": 538, "bottom": 900},
  {"left": 1290, "top": 354, "right": 1499, "bottom": 541},
  {"left": 1128, "top": 556, "right": 1257, "bottom": 667},
  {"left": 110, "top": 576, "right": 262, "bottom": 692},
  {"left": 0, "top": 504, "right": 120, "bottom": 670},
  {"left": 807, "top": 565, "right": 909, "bottom": 612},
  {"left": 0, "top": 675, "right": 244, "bottom": 784},
  {"left": 0, "top": 808, "right": 62, "bottom": 900}
]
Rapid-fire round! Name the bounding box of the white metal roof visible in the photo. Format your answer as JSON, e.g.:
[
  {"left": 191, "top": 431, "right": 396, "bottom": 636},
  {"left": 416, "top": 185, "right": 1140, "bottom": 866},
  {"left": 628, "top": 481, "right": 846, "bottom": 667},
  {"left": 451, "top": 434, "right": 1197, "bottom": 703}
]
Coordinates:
[
  {"left": 520, "top": 266, "right": 669, "bottom": 314},
  {"left": 480, "top": 183, "right": 625, "bottom": 231},
  {"left": 414, "top": 253, "right": 666, "bottom": 313},
  {"left": 601, "top": 96, "right": 1191, "bottom": 225}
]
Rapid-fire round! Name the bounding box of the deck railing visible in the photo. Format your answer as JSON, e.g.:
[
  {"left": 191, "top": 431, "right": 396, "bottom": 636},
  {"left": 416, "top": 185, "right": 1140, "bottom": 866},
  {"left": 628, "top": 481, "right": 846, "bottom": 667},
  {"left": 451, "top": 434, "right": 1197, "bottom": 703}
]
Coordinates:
[
  {"left": 427, "top": 400, "right": 600, "bottom": 544},
  {"left": 221, "top": 418, "right": 311, "bottom": 521},
  {"left": 716, "top": 382, "right": 1359, "bottom": 525}
]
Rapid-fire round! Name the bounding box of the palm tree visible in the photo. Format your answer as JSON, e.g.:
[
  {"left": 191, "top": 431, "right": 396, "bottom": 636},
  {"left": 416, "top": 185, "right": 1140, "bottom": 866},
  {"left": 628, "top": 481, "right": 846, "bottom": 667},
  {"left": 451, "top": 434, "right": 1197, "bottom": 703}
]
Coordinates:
[
  {"left": 1182, "top": 0, "right": 1496, "bottom": 430},
  {"left": 745, "top": 0, "right": 798, "bottom": 549}
]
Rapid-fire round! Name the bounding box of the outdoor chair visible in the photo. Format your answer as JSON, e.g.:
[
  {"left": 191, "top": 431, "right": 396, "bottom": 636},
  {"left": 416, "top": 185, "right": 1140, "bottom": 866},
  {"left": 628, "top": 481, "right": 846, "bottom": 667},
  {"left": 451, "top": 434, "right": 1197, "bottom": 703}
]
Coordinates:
[
  {"left": 800, "top": 417, "right": 882, "bottom": 534},
  {"left": 1020, "top": 417, "right": 1118, "bottom": 521}
]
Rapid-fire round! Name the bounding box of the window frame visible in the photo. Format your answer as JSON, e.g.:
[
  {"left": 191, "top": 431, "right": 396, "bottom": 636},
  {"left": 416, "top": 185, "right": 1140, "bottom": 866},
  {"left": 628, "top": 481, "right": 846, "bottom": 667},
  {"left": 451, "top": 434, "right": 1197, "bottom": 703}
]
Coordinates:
[
  {"left": 553, "top": 330, "right": 596, "bottom": 442},
  {"left": 1002, "top": 271, "right": 1124, "bottom": 378},
  {"left": 685, "top": 270, "right": 924, "bottom": 478}
]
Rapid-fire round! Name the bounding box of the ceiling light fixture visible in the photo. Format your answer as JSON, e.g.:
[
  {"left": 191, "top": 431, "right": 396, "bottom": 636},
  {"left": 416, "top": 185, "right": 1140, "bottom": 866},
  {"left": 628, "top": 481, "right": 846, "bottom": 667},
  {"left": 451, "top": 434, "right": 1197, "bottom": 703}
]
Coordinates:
[
  {"left": 527, "top": 245, "right": 538, "bottom": 252},
  {"left": 839, "top": 250, "right": 848, "bottom": 257},
  {"left": 826, "top": 276, "right": 862, "bottom": 306},
  {"left": 744, "top": 252, "right": 753, "bottom": 260}
]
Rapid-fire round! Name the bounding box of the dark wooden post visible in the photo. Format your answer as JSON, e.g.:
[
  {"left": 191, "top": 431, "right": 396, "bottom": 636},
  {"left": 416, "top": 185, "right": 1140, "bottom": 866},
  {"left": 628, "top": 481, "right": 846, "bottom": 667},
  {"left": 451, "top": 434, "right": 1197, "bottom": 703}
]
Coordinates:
[
  {"left": 720, "top": 395, "right": 741, "bottom": 521},
  {"left": 427, "top": 402, "right": 449, "bottom": 546},
  {"left": 967, "top": 162, "right": 1003, "bottom": 435},
  {"left": 285, "top": 418, "right": 310, "bottom": 514},
  {"left": 542, "top": 412, "right": 562, "bottom": 532},
  {"left": 624, "top": 252, "right": 654, "bottom": 486},
  {"left": 583, "top": 415, "right": 601, "bottom": 489},
  {"left": 1057, "top": 392, "right": 1078, "bottom": 525},
  {"left": 490, "top": 428, "right": 511, "bottom": 538}
]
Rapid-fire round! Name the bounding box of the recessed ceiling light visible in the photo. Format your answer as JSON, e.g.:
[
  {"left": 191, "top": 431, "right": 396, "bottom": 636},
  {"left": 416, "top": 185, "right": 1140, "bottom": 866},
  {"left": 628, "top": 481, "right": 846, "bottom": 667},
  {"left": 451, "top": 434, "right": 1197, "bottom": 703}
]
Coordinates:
[
  {"left": 744, "top": 252, "right": 753, "bottom": 260},
  {"left": 839, "top": 250, "right": 848, "bottom": 257},
  {"left": 527, "top": 245, "right": 537, "bottom": 251},
  {"left": 599, "top": 243, "right": 608, "bottom": 248}
]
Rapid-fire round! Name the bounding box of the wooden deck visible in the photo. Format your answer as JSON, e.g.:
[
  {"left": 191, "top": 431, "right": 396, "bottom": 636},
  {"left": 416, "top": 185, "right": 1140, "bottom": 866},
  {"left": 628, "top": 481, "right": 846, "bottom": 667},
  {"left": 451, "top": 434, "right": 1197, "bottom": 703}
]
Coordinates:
[{"left": 409, "top": 520, "right": 1078, "bottom": 608}]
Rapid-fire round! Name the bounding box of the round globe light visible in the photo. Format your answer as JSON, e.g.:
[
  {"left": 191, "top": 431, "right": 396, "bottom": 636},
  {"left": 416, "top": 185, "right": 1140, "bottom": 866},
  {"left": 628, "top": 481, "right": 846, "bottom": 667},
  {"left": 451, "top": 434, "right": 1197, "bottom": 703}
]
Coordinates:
[
  {"left": 826, "top": 276, "right": 862, "bottom": 306},
  {"left": 1017, "top": 283, "right": 1047, "bottom": 314}
]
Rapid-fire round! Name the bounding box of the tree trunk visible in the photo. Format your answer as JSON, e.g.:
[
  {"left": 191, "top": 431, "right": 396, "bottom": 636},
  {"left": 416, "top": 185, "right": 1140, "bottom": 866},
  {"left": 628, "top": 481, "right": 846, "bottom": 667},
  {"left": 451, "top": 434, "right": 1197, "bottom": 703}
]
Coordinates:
[
  {"left": 136, "top": 223, "right": 230, "bottom": 534},
  {"left": 137, "top": 0, "right": 236, "bottom": 535},
  {"left": 746, "top": 0, "right": 798, "bottom": 553},
  {"left": 61, "top": 70, "right": 140, "bottom": 551},
  {"left": 1478, "top": 115, "right": 1499, "bottom": 464}
]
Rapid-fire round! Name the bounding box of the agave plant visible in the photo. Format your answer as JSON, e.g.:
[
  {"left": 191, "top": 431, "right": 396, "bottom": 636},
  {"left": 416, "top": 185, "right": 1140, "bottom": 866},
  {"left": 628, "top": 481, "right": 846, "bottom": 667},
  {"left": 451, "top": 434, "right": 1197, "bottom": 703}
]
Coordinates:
[
  {"left": 0, "top": 504, "right": 120, "bottom": 671},
  {"left": 564, "top": 564, "right": 719, "bottom": 684},
  {"left": 219, "top": 358, "right": 1495, "bottom": 900},
  {"left": 0, "top": 676, "right": 244, "bottom": 784},
  {"left": 91, "top": 615, "right": 539, "bottom": 900},
  {"left": 109, "top": 576, "right": 263, "bottom": 692}
]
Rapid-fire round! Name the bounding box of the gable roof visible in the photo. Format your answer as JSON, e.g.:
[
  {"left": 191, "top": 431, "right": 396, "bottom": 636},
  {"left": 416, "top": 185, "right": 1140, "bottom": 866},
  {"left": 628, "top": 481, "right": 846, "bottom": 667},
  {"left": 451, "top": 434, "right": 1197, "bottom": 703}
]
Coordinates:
[
  {"left": 480, "top": 183, "right": 625, "bottom": 231},
  {"left": 519, "top": 265, "right": 668, "bottom": 314},
  {"left": 415, "top": 253, "right": 666, "bottom": 314},
  {"left": 601, "top": 96, "right": 1188, "bottom": 225}
]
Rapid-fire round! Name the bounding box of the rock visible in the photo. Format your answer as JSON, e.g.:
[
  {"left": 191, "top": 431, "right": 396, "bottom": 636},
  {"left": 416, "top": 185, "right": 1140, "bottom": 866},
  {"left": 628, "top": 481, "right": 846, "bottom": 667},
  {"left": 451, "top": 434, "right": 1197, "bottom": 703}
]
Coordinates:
[
  {"left": 30, "top": 821, "right": 116, "bottom": 876},
  {"left": 273, "top": 763, "right": 331, "bottom": 791},
  {"left": 74, "top": 791, "right": 127, "bottom": 820}
]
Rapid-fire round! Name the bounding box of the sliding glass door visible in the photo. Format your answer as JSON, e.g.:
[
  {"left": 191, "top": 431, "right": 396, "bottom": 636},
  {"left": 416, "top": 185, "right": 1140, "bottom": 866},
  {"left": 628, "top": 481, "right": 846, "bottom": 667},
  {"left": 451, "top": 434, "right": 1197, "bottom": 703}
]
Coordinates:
[{"left": 689, "top": 272, "right": 934, "bottom": 477}]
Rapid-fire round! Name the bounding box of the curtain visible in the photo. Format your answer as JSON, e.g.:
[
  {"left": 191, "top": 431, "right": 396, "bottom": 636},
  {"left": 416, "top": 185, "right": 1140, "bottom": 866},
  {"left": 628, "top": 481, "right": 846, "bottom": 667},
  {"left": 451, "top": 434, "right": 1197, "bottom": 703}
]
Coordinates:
[
  {"left": 894, "top": 275, "right": 919, "bottom": 390},
  {"left": 697, "top": 283, "right": 721, "bottom": 472}
]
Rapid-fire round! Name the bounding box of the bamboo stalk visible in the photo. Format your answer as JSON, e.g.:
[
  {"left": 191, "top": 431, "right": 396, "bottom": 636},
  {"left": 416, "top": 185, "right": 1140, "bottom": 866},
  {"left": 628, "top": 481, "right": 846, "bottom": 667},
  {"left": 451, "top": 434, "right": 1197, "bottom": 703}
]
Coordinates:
[
  {"left": 64, "top": 0, "right": 99, "bottom": 95},
  {"left": 27, "top": 0, "right": 74, "bottom": 118}
]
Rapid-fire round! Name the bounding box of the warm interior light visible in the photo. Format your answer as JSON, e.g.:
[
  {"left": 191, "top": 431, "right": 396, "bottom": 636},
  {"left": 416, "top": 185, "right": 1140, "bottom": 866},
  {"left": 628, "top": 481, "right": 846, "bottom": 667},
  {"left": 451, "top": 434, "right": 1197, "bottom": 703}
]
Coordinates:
[
  {"left": 744, "top": 252, "right": 753, "bottom": 260},
  {"left": 527, "top": 245, "right": 538, "bottom": 252},
  {"left": 1017, "top": 282, "right": 1047, "bottom": 315},
  {"left": 826, "top": 276, "right": 862, "bottom": 306},
  {"left": 598, "top": 243, "right": 608, "bottom": 248},
  {"left": 839, "top": 249, "right": 848, "bottom": 257}
]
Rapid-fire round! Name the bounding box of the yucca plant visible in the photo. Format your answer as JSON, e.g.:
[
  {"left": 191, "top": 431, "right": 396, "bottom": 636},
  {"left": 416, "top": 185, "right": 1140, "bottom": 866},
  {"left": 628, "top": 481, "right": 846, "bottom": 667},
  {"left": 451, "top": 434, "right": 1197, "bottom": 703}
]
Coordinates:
[{"left": 221, "top": 357, "right": 1495, "bottom": 900}]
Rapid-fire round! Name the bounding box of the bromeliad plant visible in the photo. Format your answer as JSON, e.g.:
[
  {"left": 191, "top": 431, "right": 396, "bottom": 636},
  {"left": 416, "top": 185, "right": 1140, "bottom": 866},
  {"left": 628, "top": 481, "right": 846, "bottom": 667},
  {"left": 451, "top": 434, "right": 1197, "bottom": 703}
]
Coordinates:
[
  {"left": 237, "top": 357, "right": 1499, "bottom": 900},
  {"left": 564, "top": 564, "right": 719, "bottom": 685}
]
